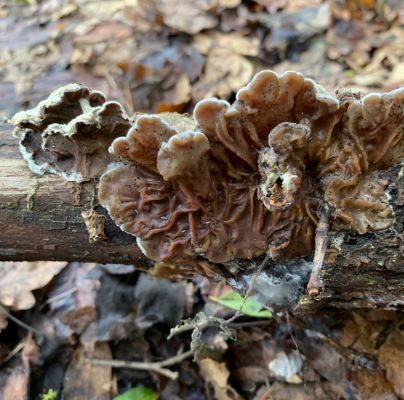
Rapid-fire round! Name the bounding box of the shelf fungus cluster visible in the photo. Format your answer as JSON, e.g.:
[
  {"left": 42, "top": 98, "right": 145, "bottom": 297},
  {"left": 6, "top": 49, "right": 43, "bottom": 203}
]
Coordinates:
[
  {"left": 12, "top": 84, "right": 131, "bottom": 182},
  {"left": 12, "top": 71, "right": 403, "bottom": 291},
  {"left": 97, "top": 70, "right": 403, "bottom": 282}
]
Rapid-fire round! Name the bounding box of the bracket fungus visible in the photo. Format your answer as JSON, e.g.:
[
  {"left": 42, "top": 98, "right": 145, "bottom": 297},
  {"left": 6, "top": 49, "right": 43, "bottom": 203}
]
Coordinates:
[
  {"left": 11, "top": 71, "right": 403, "bottom": 294},
  {"left": 99, "top": 70, "right": 403, "bottom": 285},
  {"left": 12, "top": 84, "right": 131, "bottom": 182}
]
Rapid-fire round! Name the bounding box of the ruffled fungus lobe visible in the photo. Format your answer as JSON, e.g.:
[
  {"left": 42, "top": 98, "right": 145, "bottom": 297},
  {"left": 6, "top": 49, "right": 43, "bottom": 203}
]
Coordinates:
[
  {"left": 99, "top": 70, "right": 403, "bottom": 273},
  {"left": 12, "top": 84, "right": 131, "bottom": 182},
  {"left": 312, "top": 88, "right": 404, "bottom": 233}
]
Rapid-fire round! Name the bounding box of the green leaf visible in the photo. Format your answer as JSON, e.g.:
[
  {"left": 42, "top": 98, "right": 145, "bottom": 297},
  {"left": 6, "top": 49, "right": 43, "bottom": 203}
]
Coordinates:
[
  {"left": 113, "top": 387, "right": 157, "bottom": 400},
  {"left": 41, "top": 389, "right": 57, "bottom": 400},
  {"left": 209, "top": 291, "right": 272, "bottom": 318}
]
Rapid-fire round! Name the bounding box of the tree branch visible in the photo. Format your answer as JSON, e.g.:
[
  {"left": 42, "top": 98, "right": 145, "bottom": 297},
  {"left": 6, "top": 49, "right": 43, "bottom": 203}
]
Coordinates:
[{"left": 0, "top": 123, "right": 403, "bottom": 313}]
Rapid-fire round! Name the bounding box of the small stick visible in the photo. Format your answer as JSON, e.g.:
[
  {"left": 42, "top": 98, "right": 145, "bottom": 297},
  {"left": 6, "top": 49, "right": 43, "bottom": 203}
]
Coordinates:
[
  {"left": 307, "top": 208, "right": 329, "bottom": 297},
  {"left": 226, "top": 252, "right": 271, "bottom": 324},
  {"left": 90, "top": 349, "right": 193, "bottom": 380},
  {"left": 0, "top": 304, "right": 42, "bottom": 337}
]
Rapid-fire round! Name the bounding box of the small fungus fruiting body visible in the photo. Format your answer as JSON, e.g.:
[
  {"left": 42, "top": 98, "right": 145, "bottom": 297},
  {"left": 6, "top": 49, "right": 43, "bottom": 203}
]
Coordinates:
[
  {"left": 99, "top": 70, "right": 403, "bottom": 273},
  {"left": 12, "top": 84, "right": 131, "bottom": 182}
]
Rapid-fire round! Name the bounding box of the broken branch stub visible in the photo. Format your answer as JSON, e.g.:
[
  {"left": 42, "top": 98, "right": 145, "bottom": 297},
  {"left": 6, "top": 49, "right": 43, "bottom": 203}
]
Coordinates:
[
  {"left": 12, "top": 84, "right": 131, "bottom": 182},
  {"left": 98, "top": 70, "right": 403, "bottom": 277}
]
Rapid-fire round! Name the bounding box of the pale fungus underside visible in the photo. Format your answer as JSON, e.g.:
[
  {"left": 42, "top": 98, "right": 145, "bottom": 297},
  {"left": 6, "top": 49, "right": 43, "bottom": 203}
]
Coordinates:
[
  {"left": 12, "top": 84, "right": 131, "bottom": 182},
  {"left": 12, "top": 71, "right": 404, "bottom": 282}
]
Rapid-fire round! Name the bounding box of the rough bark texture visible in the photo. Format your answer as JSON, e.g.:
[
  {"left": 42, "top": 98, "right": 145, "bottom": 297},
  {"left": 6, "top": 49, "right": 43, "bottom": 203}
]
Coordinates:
[
  {"left": 0, "top": 123, "right": 152, "bottom": 268},
  {"left": 0, "top": 123, "right": 403, "bottom": 313}
]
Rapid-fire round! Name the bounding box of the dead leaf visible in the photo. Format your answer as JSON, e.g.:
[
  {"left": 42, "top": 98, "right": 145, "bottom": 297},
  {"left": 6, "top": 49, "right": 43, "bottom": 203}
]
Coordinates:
[
  {"left": 268, "top": 351, "right": 304, "bottom": 384},
  {"left": 192, "top": 46, "right": 253, "bottom": 100},
  {"left": 348, "top": 370, "right": 397, "bottom": 400},
  {"left": 254, "top": 381, "right": 329, "bottom": 400},
  {"left": 100, "top": 264, "right": 136, "bottom": 275},
  {"left": 63, "top": 343, "right": 113, "bottom": 400},
  {"left": 339, "top": 311, "right": 385, "bottom": 354},
  {"left": 95, "top": 273, "right": 137, "bottom": 342},
  {"left": 378, "top": 328, "right": 404, "bottom": 398},
  {"left": 155, "top": 72, "right": 191, "bottom": 112},
  {"left": 390, "top": 62, "right": 404, "bottom": 85},
  {"left": 0, "top": 262, "right": 67, "bottom": 310},
  {"left": 134, "top": 273, "right": 186, "bottom": 329},
  {"left": 47, "top": 262, "right": 101, "bottom": 351},
  {"left": 194, "top": 32, "right": 260, "bottom": 56},
  {"left": 217, "top": 0, "right": 241, "bottom": 7},
  {"left": 1, "top": 333, "right": 40, "bottom": 400},
  {"left": 199, "top": 358, "right": 234, "bottom": 400},
  {"left": 73, "top": 22, "right": 133, "bottom": 45},
  {"left": 76, "top": 0, "right": 136, "bottom": 20},
  {"left": 156, "top": 0, "right": 218, "bottom": 34}
]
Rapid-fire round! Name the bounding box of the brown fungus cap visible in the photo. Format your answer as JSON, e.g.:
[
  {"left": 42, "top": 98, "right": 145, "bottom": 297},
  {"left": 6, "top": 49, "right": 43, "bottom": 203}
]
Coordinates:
[
  {"left": 12, "top": 84, "right": 131, "bottom": 182},
  {"left": 99, "top": 70, "right": 403, "bottom": 268}
]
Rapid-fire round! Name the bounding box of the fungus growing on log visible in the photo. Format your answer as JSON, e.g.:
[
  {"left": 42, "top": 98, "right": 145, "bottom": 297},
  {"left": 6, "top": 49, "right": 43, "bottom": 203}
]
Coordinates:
[
  {"left": 99, "top": 70, "right": 403, "bottom": 283},
  {"left": 11, "top": 71, "right": 403, "bottom": 295},
  {"left": 12, "top": 84, "right": 131, "bottom": 182}
]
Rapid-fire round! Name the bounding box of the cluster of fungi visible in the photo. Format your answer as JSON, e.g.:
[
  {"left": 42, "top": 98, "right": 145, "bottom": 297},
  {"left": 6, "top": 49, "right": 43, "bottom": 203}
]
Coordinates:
[{"left": 12, "top": 71, "right": 404, "bottom": 294}]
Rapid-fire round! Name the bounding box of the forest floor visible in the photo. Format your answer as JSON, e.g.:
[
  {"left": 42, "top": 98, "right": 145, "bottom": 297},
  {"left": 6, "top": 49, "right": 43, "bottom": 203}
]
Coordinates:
[{"left": 0, "top": 0, "right": 403, "bottom": 399}]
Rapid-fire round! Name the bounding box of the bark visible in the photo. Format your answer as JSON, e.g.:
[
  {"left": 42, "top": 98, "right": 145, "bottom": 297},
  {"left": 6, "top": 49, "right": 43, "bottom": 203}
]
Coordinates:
[
  {"left": 0, "top": 123, "right": 152, "bottom": 268},
  {"left": 0, "top": 123, "right": 403, "bottom": 313}
]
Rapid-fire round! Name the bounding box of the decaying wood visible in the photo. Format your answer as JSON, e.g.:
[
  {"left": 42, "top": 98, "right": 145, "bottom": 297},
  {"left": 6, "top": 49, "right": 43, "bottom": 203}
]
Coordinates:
[
  {"left": 0, "top": 123, "right": 403, "bottom": 313},
  {"left": 0, "top": 124, "right": 151, "bottom": 268}
]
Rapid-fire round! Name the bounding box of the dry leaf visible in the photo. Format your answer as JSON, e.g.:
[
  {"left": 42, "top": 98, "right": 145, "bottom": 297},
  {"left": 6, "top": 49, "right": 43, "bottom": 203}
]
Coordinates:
[
  {"left": 192, "top": 47, "right": 253, "bottom": 100},
  {"left": 73, "top": 22, "right": 133, "bottom": 45},
  {"left": 48, "top": 262, "right": 100, "bottom": 351},
  {"left": 194, "top": 32, "right": 260, "bottom": 56},
  {"left": 199, "top": 358, "right": 234, "bottom": 400},
  {"left": 217, "top": 0, "right": 241, "bottom": 7},
  {"left": 379, "top": 328, "right": 404, "bottom": 398},
  {"left": 348, "top": 370, "right": 397, "bottom": 400},
  {"left": 76, "top": 0, "right": 136, "bottom": 20},
  {"left": 0, "top": 261, "right": 67, "bottom": 310},
  {"left": 1, "top": 333, "right": 39, "bottom": 400},
  {"left": 156, "top": 0, "right": 218, "bottom": 34},
  {"left": 63, "top": 343, "right": 113, "bottom": 400}
]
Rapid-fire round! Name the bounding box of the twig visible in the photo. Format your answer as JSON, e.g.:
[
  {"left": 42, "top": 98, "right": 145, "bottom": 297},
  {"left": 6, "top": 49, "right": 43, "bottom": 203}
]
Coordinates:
[
  {"left": 168, "top": 312, "right": 236, "bottom": 361},
  {"left": 226, "top": 252, "right": 271, "bottom": 324},
  {"left": 307, "top": 208, "right": 329, "bottom": 297},
  {"left": 39, "top": 287, "right": 78, "bottom": 310},
  {"left": 168, "top": 252, "right": 272, "bottom": 360},
  {"left": 3, "top": 340, "right": 25, "bottom": 364},
  {"left": 228, "top": 320, "right": 272, "bottom": 328},
  {"left": 0, "top": 304, "right": 42, "bottom": 337},
  {"left": 90, "top": 349, "right": 193, "bottom": 380}
]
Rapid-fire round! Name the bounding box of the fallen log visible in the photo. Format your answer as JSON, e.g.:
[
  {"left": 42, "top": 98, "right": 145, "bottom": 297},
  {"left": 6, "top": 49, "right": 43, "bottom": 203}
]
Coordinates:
[{"left": 1, "top": 122, "right": 402, "bottom": 313}]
